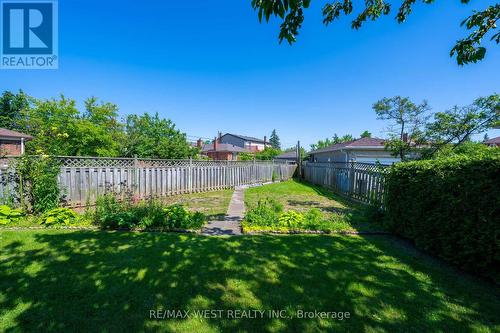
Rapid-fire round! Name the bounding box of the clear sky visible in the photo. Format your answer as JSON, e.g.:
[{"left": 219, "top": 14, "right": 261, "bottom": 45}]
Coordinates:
[{"left": 1, "top": 0, "right": 499, "bottom": 149}]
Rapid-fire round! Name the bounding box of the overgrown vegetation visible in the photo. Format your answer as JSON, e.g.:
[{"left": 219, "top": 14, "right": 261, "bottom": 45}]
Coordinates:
[
  {"left": 384, "top": 153, "right": 500, "bottom": 283},
  {"left": 244, "top": 180, "right": 380, "bottom": 233},
  {"left": 243, "top": 198, "right": 353, "bottom": 233},
  {"left": 93, "top": 194, "right": 206, "bottom": 231},
  {"left": 14, "top": 155, "right": 62, "bottom": 213}
]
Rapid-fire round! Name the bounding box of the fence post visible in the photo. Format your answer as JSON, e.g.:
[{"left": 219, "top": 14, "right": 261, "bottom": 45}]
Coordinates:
[
  {"left": 188, "top": 157, "right": 193, "bottom": 193},
  {"left": 349, "top": 160, "right": 355, "bottom": 195},
  {"left": 133, "top": 155, "right": 139, "bottom": 198}
]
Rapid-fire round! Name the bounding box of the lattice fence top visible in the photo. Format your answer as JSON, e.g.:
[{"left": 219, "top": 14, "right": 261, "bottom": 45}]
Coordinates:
[
  {"left": 304, "top": 161, "right": 389, "bottom": 173},
  {"left": 1, "top": 156, "right": 296, "bottom": 168}
]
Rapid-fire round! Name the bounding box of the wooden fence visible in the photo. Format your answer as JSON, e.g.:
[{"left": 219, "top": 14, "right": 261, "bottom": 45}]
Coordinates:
[
  {"left": 0, "top": 156, "right": 296, "bottom": 207},
  {"left": 302, "top": 161, "right": 388, "bottom": 205}
]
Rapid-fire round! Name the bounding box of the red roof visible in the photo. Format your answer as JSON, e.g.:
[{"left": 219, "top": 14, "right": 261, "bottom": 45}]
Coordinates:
[
  {"left": 484, "top": 136, "right": 500, "bottom": 144},
  {"left": 0, "top": 128, "right": 33, "bottom": 140},
  {"left": 310, "top": 137, "right": 385, "bottom": 154}
]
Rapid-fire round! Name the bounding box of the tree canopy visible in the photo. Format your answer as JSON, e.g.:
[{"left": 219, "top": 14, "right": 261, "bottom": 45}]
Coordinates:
[
  {"left": 373, "top": 96, "right": 430, "bottom": 160},
  {"left": 269, "top": 129, "right": 281, "bottom": 149},
  {"left": 310, "top": 134, "right": 354, "bottom": 151},
  {"left": 251, "top": 0, "right": 500, "bottom": 65},
  {"left": 123, "top": 113, "right": 194, "bottom": 159},
  {"left": 0, "top": 91, "right": 195, "bottom": 159},
  {"left": 373, "top": 94, "right": 499, "bottom": 159},
  {"left": 360, "top": 130, "right": 372, "bottom": 138}
]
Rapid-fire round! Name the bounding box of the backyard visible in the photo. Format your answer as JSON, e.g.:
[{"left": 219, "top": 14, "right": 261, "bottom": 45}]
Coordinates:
[
  {"left": 1, "top": 179, "right": 499, "bottom": 332},
  {"left": 1, "top": 230, "right": 498, "bottom": 332},
  {"left": 243, "top": 180, "right": 381, "bottom": 233}
]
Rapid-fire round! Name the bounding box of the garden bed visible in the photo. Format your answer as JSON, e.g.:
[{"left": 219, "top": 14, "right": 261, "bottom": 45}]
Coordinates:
[
  {"left": 1, "top": 190, "right": 233, "bottom": 232},
  {"left": 243, "top": 180, "right": 382, "bottom": 233}
]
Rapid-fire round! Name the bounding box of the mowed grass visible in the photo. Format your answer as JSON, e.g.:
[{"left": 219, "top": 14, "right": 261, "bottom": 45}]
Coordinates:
[
  {"left": 1, "top": 231, "right": 498, "bottom": 332},
  {"left": 245, "top": 180, "right": 378, "bottom": 232}
]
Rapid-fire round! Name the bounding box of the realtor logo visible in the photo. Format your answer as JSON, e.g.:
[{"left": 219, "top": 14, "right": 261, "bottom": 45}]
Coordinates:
[{"left": 1, "top": 0, "right": 58, "bottom": 69}]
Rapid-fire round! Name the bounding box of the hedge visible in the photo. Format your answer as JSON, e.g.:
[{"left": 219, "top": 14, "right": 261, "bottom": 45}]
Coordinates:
[{"left": 385, "top": 154, "right": 500, "bottom": 283}]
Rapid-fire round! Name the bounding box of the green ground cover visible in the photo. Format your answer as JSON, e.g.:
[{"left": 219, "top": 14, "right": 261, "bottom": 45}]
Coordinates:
[
  {"left": 0, "top": 231, "right": 498, "bottom": 332},
  {"left": 244, "top": 180, "right": 380, "bottom": 233}
]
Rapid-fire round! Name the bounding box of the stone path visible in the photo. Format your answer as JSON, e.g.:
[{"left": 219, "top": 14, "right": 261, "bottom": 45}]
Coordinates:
[{"left": 201, "top": 186, "right": 245, "bottom": 236}]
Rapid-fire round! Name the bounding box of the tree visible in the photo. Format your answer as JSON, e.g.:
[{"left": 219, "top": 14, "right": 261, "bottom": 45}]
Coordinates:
[
  {"left": 269, "top": 129, "right": 281, "bottom": 149},
  {"left": 373, "top": 96, "right": 430, "bottom": 160},
  {"left": 425, "top": 94, "right": 499, "bottom": 155},
  {"left": 255, "top": 147, "right": 281, "bottom": 160},
  {"left": 310, "top": 133, "right": 354, "bottom": 151},
  {"left": 484, "top": 133, "right": 490, "bottom": 142},
  {"left": 74, "top": 97, "right": 125, "bottom": 157},
  {"left": 124, "top": 112, "right": 194, "bottom": 159},
  {"left": 0, "top": 90, "right": 30, "bottom": 130},
  {"left": 251, "top": 1, "right": 500, "bottom": 65},
  {"left": 22, "top": 95, "right": 81, "bottom": 155},
  {"left": 360, "top": 130, "right": 372, "bottom": 138}
]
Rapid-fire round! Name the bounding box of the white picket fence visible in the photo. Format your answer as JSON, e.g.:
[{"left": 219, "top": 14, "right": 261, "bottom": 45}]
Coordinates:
[
  {"left": 0, "top": 156, "right": 297, "bottom": 207},
  {"left": 302, "top": 161, "right": 388, "bottom": 205}
]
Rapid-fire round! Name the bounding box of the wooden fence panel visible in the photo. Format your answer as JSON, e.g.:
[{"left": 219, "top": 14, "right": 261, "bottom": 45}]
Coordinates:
[
  {"left": 302, "top": 161, "right": 387, "bottom": 205},
  {"left": 0, "top": 157, "right": 297, "bottom": 207}
]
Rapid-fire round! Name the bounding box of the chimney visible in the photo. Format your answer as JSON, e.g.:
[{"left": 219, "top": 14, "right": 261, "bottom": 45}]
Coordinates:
[
  {"left": 196, "top": 138, "right": 202, "bottom": 149},
  {"left": 213, "top": 137, "right": 218, "bottom": 151},
  {"left": 402, "top": 133, "right": 408, "bottom": 143},
  {"left": 264, "top": 136, "right": 267, "bottom": 146},
  {"left": 218, "top": 132, "right": 222, "bottom": 143}
]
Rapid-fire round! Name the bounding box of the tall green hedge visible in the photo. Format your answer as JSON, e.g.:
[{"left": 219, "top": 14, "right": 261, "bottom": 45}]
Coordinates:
[{"left": 385, "top": 154, "right": 500, "bottom": 282}]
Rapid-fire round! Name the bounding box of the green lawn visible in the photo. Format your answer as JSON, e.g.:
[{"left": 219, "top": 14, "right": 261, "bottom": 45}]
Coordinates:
[
  {"left": 244, "top": 180, "right": 379, "bottom": 232},
  {"left": 161, "top": 189, "right": 233, "bottom": 220},
  {"left": 1, "top": 231, "right": 498, "bottom": 332}
]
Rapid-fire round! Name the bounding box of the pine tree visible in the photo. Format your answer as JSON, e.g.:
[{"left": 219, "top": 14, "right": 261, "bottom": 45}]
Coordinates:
[{"left": 269, "top": 129, "right": 281, "bottom": 149}]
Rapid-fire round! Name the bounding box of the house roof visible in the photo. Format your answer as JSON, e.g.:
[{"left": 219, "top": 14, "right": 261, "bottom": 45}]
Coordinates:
[
  {"left": 310, "top": 137, "right": 385, "bottom": 154},
  {"left": 484, "top": 136, "right": 500, "bottom": 144},
  {"left": 222, "top": 133, "right": 266, "bottom": 144},
  {"left": 201, "top": 143, "right": 251, "bottom": 153},
  {"left": 275, "top": 151, "right": 298, "bottom": 159},
  {"left": 0, "top": 128, "right": 33, "bottom": 140}
]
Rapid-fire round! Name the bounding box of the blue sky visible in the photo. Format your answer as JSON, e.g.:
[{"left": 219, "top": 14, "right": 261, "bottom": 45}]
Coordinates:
[{"left": 1, "top": 0, "right": 499, "bottom": 149}]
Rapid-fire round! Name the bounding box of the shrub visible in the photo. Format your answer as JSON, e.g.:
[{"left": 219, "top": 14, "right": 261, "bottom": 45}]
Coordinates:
[
  {"left": 93, "top": 194, "right": 206, "bottom": 230},
  {"left": 244, "top": 198, "right": 283, "bottom": 227},
  {"left": 39, "top": 207, "right": 78, "bottom": 226},
  {"left": 15, "top": 156, "right": 61, "bottom": 214},
  {"left": 385, "top": 154, "right": 500, "bottom": 282},
  {"left": 0, "top": 205, "right": 23, "bottom": 225},
  {"left": 278, "top": 211, "right": 304, "bottom": 228},
  {"left": 94, "top": 193, "right": 131, "bottom": 229}
]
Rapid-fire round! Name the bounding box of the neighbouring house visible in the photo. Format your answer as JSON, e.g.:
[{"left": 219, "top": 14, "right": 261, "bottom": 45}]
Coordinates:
[
  {"left": 200, "top": 138, "right": 251, "bottom": 161},
  {"left": 218, "top": 133, "right": 271, "bottom": 152},
  {"left": 0, "top": 128, "right": 33, "bottom": 156},
  {"left": 308, "top": 137, "right": 400, "bottom": 165},
  {"left": 275, "top": 150, "right": 299, "bottom": 162},
  {"left": 484, "top": 136, "right": 500, "bottom": 147}
]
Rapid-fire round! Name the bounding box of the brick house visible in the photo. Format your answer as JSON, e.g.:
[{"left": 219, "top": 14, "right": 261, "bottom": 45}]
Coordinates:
[
  {"left": 199, "top": 138, "right": 251, "bottom": 161},
  {"left": 217, "top": 133, "right": 271, "bottom": 152},
  {"left": 0, "top": 128, "right": 33, "bottom": 156}
]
